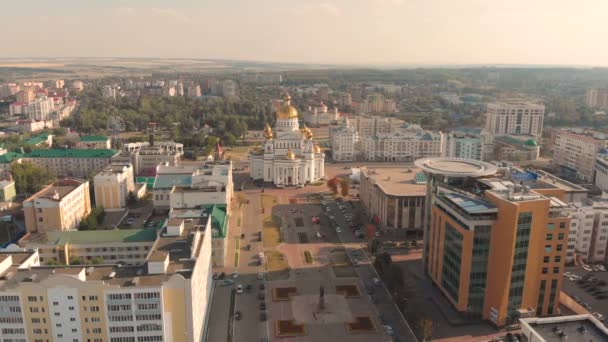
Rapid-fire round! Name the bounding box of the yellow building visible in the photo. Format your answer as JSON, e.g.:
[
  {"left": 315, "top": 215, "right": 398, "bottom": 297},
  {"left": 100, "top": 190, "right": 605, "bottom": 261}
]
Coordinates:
[
  {"left": 2, "top": 211, "right": 217, "bottom": 341},
  {"left": 416, "top": 157, "right": 572, "bottom": 326},
  {"left": 94, "top": 163, "right": 135, "bottom": 210},
  {"left": 23, "top": 178, "right": 92, "bottom": 233}
]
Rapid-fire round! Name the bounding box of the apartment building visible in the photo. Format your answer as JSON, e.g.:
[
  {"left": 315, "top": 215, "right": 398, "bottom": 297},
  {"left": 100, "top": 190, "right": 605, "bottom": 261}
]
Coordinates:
[
  {"left": 553, "top": 128, "right": 608, "bottom": 182},
  {"left": 28, "top": 96, "right": 55, "bottom": 121},
  {"left": 447, "top": 128, "right": 484, "bottom": 160},
  {"left": 329, "top": 125, "right": 358, "bottom": 161},
  {"left": 416, "top": 157, "right": 572, "bottom": 326},
  {"left": 22, "top": 149, "right": 120, "bottom": 178},
  {"left": 123, "top": 141, "right": 183, "bottom": 175},
  {"left": 77, "top": 135, "right": 112, "bottom": 149},
  {"left": 23, "top": 178, "right": 92, "bottom": 233},
  {"left": 353, "top": 93, "right": 398, "bottom": 114},
  {"left": 568, "top": 197, "right": 608, "bottom": 264},
  {"left": 3, "top": 213, "right": 215, "bottom": 342},
  {"left": 94, "top": 163, "right": 135, "bottom": 210},
  {"left": 485, "top": 101, "right": 545, "bottom": 138},
  {"left": 359, "top": 167, "right": 426, "bottom": 237},
  {"left": 586, "top": 89, "right": 608, "bottom": 108},
  {"left": 302, "top": 103, "right": 340, "bottom": 126},
  {"left": 361, "top": 125, "right": 444, "bottom": 162},
  {"left": 347, "top": 115, "right": 405, "bottom": 137},
  {"left": 0, "top": 152, "right": 23, "bottom": 180},
  {"left": 0, "top": 83, "right": 20, "bottom": 98}
]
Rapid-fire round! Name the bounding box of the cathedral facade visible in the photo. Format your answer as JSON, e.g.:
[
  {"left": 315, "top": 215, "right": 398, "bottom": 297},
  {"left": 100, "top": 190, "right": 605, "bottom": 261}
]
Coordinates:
[{"left": 250, "top": 95, "right": 325, "bottom": 187}]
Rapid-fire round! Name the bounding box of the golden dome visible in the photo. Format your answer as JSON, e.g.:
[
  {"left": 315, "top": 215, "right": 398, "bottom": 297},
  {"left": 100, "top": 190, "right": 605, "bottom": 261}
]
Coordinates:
[
  {"left": 277, "top": 94, "right": 298, "bottom": 120},
  {"left": 263, "top": 123, "right": 273, "bottom": 140},
  {"left": 314, "top": 145, "right": 321, "bottom": 153},
  {"left": 286, "top": 148, "right": 295, "bottom": 160}
]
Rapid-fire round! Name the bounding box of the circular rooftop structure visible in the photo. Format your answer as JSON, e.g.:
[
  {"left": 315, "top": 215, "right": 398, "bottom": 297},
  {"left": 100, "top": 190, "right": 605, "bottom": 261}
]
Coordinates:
[{"left": 414, "top": 157, "right": 498, "bottom": 177}]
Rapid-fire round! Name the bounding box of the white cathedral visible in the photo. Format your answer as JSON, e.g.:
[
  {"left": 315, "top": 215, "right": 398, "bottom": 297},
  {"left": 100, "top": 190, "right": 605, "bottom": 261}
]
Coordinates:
[{"left": 250, "top": 94, "right": 325, "bottom": 187}]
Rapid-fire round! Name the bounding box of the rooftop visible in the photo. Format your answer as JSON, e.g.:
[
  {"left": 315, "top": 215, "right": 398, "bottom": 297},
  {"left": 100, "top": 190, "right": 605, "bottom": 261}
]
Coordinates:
[
  {"left": 79, "top": 135, "right": 109, "bottom": 142},
  {"left": 360, "top": 167, "right": 426, "bottom": 197},
  {"left": 415, "top": 157, "right": 498, "bottom": 177},
  {"left": 24, "top": 179, "right": 86, "bottom": 203},
  {"left": 153, "top": 174, "right": 192, "bottom": 189},
  {"left": 0, "top": 152, "right": 23, "bottom": 164},
  {"left": 24, "top": 133, "right": 51, "bottom": 146},
  {"left": 520, "top": 315, "right": 608, "bottom": 342},
  {"left": 24, "top": 148, "right": 119, "bottom": 159},
  {"left": 21, "top": 228, "right": 158, "bottom": 246}
]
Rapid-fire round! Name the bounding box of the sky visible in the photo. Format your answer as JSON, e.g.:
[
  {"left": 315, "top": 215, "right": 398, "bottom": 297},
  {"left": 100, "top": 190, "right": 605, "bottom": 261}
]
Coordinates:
[{"left": 1, "top": 0, "right": 608, "bottom": 66}]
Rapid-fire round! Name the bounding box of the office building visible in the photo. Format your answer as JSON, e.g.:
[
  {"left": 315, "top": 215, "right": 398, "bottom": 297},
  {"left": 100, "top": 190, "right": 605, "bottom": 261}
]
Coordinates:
[
  {"left": 329, "top": 125, "right": 358, "bottom": 162},
  {"left": 493, "top": 135, "right": 540, "bottom": 162},
  {"left": 23, "top": 178, "right": 92, "bottom": 233},
  {"left": 22, "top": 149, "right": 120, "bottom": 178},
  {"left": 447, "top": 128, "right": 484, "bottom": 160},
  {"left": 359, "top": 167, "right": 426, "bottom": 237},
  {"left": 586, "top": 89, "right": 608, "bottom": 108},
  {"left": 94, "top": 163, "right": 135, "bottom": 210},
  {"left": 5, "top": 210, "right": 216, "bottom": 341},
  {"left": 520, "top": 315, "right": 608, "bottom": 342},
  {"left": 553, "top": 128, "right": 608, "bottom": 182},
  {"left": 416, "top": 157, "right": 572, "bottom": 326},
  {"left": 249, "top": 95, "right": 325, "bottom": 187},
  {"left": 485, "top": 101, "right": 545, "bottom": 138},
  {"left": 568, "top": 197, "right": 608, "bottom": 263},
  {"left": 77, "top": 135, "right": 112, "bottom": 149}
]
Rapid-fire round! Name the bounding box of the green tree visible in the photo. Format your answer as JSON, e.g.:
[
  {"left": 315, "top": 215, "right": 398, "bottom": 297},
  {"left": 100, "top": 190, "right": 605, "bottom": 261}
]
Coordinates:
[{"left": 11, "top": 162, "right": 56, "bottom": 195}]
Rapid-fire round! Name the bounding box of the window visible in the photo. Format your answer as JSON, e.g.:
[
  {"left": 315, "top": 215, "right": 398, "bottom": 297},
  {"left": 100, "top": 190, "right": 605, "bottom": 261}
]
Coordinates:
[
  {"left": 557, "top": 244, "right": 563, "bottom": 252},
  {"left": 553, "top": 267, "right": 560, "bottom": 274},
  {"left": 560, "top": 222, "right": 566, "bottom": 229},
  {"left": 545, "top": 245, "right": 552, "bottom": 253},
  {"left": 542, "top": 267, "right": 548, "bottom": 274},
  {"left": 554, "top": 256, "right": 561, "bottom": 263},
  {"left": 558, "top": 233, "right": 565, "bottom": 240},
  {"left": 543, "top": 256, "right": 550, "bottom": 263},
  {"left": 547, "top": 223, "right": 555, "bottom": 230},
  {"left": 546, "top": 233, "right": 553, "bottom": 241}
]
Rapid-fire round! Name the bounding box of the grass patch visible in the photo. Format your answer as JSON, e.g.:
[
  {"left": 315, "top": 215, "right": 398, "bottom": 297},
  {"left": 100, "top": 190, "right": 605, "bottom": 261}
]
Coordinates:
[
  {"left": 263, "top": 215, "right": 282, "bottom": 248},
  {"left": 265, "top": 251, "right": 290, "bottom": 280},
  {"left": 261, "top": 194, "right": 277, "bottom": 210},
  {"left": 224, "top": 145, "right": 251, "bottom": 161},
  {"left": 304, "top": 251, "right": 313, "bottom": 264}
]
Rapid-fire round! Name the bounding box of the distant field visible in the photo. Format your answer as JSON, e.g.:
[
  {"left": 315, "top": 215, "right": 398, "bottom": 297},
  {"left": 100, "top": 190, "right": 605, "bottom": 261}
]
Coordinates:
[{"left": 0, "top": 63, "right": 64, "bottom": 68}]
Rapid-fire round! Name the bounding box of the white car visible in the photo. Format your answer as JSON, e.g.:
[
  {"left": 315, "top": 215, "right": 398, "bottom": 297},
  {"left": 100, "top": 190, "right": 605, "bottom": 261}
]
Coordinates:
[
  {"left": 383, "top": 325, "right": 394, "bottom": 336},
  {"left": 236, "top": 284, "right": 243, "bottom": 294},
  {"left": 232, "top": 272, "right": 239, "bottom": 278},
  {"left": 564, "top": 272, "right": 572, "bottom": 277},
  {"left": 583, "top": 265, "right": 593, "bottom": 272},
  {"left": 329, "top": 215, "right": 335, "bottom": 220},
  {"left": 373, "top": 277, "right": 381, "bottom": 286},
  {"left": 598, "top": 265, "right": 607, "bottom": 271},
  {"left": 336, "top": 228, "right": 342, "bottom": 233},
  {"left": 257, "top": 272, "right": 264, "bottom": 280}
]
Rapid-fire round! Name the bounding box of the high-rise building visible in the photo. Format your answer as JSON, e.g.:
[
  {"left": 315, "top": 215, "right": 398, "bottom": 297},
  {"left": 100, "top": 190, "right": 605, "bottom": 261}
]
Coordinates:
[
  {"left": 27, "top": 96, "right": 55, "bottom": 121},
  {"left": 553, "top": 128, "right": 608, "bottom": 182},
  {"left": 485, "top": 101, "right": 545, "bottom": 138},
  {"left": 94, "top": 163, "right": 135, "bottom": 210},
  {"left": 347, "top": 85, "right": 363, "bottom": 101},
  {"left": 187, "top": 85, "right": 201, "bottom": 97},
  {"left": 339, "top": 92, "right": 352, "bottom": 107},
  {"left": 567, "top": 197, "right": 608, "bottom": 264},
  {"left": 417, "top": 158, "right": 572, "bottom": 326},
  {"left": 23, "top": 178, "right": 92, "bottom": 233},
  {"left": 329, "top": 125, "right": 358, "bottom": 161},
  {"left": 16, "top": 89, "right": 35, "bottom": 103},
  {"left": 0, "top": 83, "right": 20, "bottom": 98},
  {"left": 586, "top": 88, "right": 608, "bottom": 108}
]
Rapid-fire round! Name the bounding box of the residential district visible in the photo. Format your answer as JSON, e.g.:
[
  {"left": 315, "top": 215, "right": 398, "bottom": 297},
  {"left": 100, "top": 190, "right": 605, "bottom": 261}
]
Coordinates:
[{"left": 0, "top": 72, "right": 607, "bottom": 342}]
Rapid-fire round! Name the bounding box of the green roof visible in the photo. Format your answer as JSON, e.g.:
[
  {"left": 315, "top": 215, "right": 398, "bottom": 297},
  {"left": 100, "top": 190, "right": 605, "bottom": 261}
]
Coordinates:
[
  {"left": 136, "top": 177, "right": 156, "bottom": 190},
  {"left": 80, "top": 135, "right": 109, "bottom": 142},
  {"left": 24, "top": 148, "right": 119, "bottom": 159},
  {"left": 45, "top": 228, "right": 158, "bottom": 246},
  {"left": 210, "top": 205, "right": 228, "bottom": 238},
  {"left": 25, "top": 133, "right": 50, "bottom": 146},
  {"left": 153, "top": 174, "right": 192, "bottom": 189},
  {"left": 0, "top": 152, "right": 23, "bottom": 164}
]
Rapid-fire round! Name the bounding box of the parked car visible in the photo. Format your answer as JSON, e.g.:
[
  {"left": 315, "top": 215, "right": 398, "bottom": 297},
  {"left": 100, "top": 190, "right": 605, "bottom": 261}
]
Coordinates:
[
  {"left": 583, "top": 265, "right": 593, "bottom": 272},
  {"left": 373, "top": 277, "right": 381, "bottom": 286},
  {"left": 236, "top": 284, "right": 243, "bottom": 294},
  {"left": 221, "top": 279, "right": 234, "bottom": 287},
  {"left": 384, "top": 325, "right": 394, "bottom": 336}
]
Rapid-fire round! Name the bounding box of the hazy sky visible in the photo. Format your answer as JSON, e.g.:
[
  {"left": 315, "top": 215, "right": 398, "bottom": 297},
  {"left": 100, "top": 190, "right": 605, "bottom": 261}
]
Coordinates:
[{"left": 2, "top": 0, "right": 608, "bottom": 66}]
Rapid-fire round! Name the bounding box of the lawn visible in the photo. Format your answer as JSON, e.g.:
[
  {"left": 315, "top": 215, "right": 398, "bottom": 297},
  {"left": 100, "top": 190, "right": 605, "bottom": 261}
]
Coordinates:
[
  {"left": 265, "top": 251, "right": 290, "bottom": 280},
  {"left": 261, "top": 194, "right": 277, "bottom": 210},
  {"left": 223, "top": 145, "right": 251, "bottom": 161},
  {"left": 263, "top": 215, "right": 282, "bottom": 248}
]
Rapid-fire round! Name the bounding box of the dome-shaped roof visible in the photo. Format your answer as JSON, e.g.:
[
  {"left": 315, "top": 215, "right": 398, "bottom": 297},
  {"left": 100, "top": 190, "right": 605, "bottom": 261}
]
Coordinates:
[
  {"left": 277, "top": 94, "right": 298, "bottom": 120},
  {"left": 286, "top": 148, "right": 295, "bottom": 160},
  {"left": 525, "top": 139, "right": 538, "bottom": 147},
  {"left": 314, "top": 145, "right": 321, "bottom": 153}
]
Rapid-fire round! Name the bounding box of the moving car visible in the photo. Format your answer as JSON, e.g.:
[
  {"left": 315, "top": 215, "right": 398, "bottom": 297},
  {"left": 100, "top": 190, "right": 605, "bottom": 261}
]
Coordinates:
[
  {"left": 237, "top": 284, "right": 243, "bottom": 294},
  {"left": 373, "top": 277, "right": 381, "bottom": 286},
  {"left": 384, "top": 325, "right": 394, "bottom": 336}
]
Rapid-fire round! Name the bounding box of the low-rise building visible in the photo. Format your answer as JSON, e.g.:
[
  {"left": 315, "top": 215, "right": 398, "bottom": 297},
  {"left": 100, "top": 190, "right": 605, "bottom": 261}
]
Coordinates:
[
  {"left": 359, "top": 167, "right": 426, "bottom": 237},
  {"left": 93, "top": 163, "right": 135, "bottom": 210},
  {"left": 520, "top": 315, "right": 608, "bottom": 342},
  {"left": 76, "top": 135, "right": 111, "bottom": 149},
  {"left": 23, "top": 178, "right": 92, "bottom": 233},
  {"left": 329, "top": 125, "right": 358, "bottom": 161},
  {"left": 302, "top": 103, "right": 340, "bottom": 126},
  {"left": 568, "top": 197, "right": 608, "bottom": 264},
  {"left": 24, "top": 133, "right": 53, "bottom": 147},
  {"left": 361, "top": 125, "right": 444, "bottom": 162},
  {"left": 22, "top": 148, "right": 119, "bottom": 178},
  {"left": 553, "top": 128, "right": 608, "bottom": 182},
  {"left": 0, "top": 152, "right": 23, "bottom": 180},
  {"left": 492, "top": 135, "right": 540, "bottom": 162},
  {"left": 16, "top": 119, "right": 54, "bottom": 133},
  {"left": 447, "top": 128, "right": 483, "bottom": 160}
]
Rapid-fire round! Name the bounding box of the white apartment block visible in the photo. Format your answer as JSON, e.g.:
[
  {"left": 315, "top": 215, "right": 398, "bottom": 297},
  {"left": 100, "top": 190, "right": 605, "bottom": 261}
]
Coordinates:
[
  {"left": 553, "top": 128, "right": 608, "bottom": 182},
  {"left": 447, "top": 129, "right": 483, "bottom": 160},
  {"left": 568, "top": 198, "right": 608, "bottom": 263},
  {"left": 347, "top": 115, "right": 405, "bottom": 137},
  {"left": 586, "top": 89, "right": 608, "bottom": 108},
  {"left": 361, "top": 125, "right": 444, "bottom": 162},
  {"left": 302, "top": 103, "right": 340, "bottom": 126},
  {"left": 94, "top": 163, "right": 135, "bottom": 210},
  {"left": 485, "top": 101, "right": 544, "bottom": 138},
  {"left": 329, "top": 126, "right": 358, "bottom": 161},
  {"left": 28, "top": 96, "right": 55, "bottom": 121},
  {"left": 595, "top": 155, "right": 608, "bottom": 192}
]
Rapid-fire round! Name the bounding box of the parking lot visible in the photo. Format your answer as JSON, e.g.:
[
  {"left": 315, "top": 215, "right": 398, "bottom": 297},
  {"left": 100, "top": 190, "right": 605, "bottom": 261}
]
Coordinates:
[{"left": 561, "top": 265, "right": 608, "bottom": 324}]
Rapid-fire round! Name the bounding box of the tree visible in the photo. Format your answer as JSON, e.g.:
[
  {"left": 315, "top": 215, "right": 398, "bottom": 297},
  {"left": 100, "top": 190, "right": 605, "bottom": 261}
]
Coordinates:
[
  {"left": 327, "top": 177, "right": 339, "bottom": 195},
  {"left": 11, "top": 162, "right": 56, "bottom": 195},
  {"left": 340, "top": 177, "right": 350, "bottom": 197},
  {"left": 79, "top": 207, "right": 105, "bottom": 231}
]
